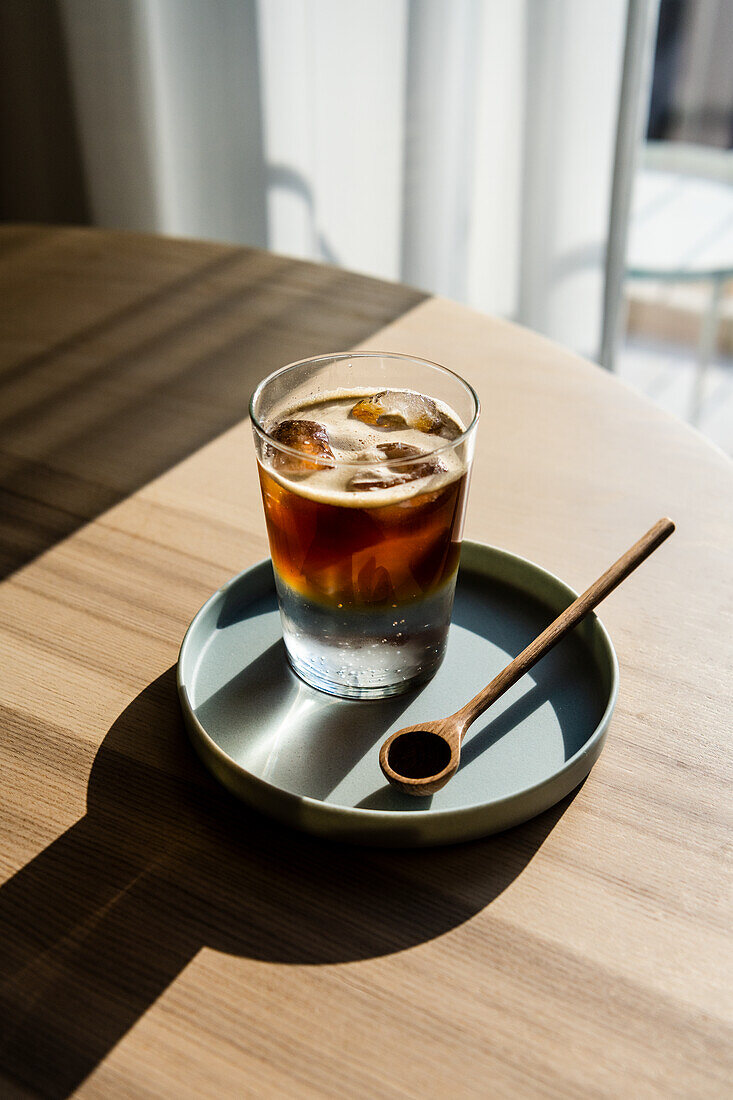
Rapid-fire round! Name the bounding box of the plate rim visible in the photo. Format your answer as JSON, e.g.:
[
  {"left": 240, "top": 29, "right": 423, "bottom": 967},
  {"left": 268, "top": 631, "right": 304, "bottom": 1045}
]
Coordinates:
[{"left": 177, "top": 540, "right": 619, "bottom": 829}]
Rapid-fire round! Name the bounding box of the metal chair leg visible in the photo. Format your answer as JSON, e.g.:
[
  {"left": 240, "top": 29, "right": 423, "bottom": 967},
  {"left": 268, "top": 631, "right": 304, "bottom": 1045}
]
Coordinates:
[{"left": 690, "top": 276, "right": 723, "bottom": 426}]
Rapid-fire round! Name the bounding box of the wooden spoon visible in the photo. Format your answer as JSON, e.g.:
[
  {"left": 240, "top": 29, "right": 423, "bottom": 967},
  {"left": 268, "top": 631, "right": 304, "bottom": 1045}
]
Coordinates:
[{"left": 379, "top": 517, "right": 675, "bottom": 796}]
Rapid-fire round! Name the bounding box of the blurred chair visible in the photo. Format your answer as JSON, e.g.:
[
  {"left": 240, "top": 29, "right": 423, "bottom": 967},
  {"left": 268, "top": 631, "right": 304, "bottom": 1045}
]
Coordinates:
[{"left": 624, "top": 141, "right": 733, "bottom": 423}]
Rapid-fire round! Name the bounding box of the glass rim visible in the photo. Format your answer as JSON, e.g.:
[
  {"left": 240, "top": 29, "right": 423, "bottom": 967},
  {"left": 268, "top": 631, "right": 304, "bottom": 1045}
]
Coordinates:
[{"left": 248, "top": 350, "right": 481, "bottom": 470}]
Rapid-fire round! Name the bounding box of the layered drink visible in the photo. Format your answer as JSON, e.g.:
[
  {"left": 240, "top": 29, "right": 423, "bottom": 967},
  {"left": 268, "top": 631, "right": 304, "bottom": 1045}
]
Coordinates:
[{"left": 250, "top": 354, "right": 479, "bottom": 698}]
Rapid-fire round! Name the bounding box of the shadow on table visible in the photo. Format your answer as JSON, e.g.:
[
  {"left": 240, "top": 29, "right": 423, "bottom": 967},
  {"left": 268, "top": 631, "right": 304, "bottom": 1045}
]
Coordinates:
[
  {"left": 0, "top": 233, "right": 426, "bottom": 582},
  {"left": 0, "top": 667, "right": 580, "bottom": 1097}
]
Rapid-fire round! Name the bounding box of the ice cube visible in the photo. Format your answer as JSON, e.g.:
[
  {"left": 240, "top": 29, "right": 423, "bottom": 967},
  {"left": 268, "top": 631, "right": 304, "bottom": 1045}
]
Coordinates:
[
  {"left": 347, "top": 470, "right": 406, "bottom": 492},
  {"left": 357, "top": 557, "right": 394, "bottom": 604},
  {"left": 377, "top": 443, "right": 447, "bottom": 481},
  {"left": 269, "top": 418, "right": 334, "bottom": 474},
  {"left": 346, "top": 447, "right": 446, "bottom": 491},
  {"left": 374, "top": 442, "right": 424, "bottom": 460},
  {"left": 350, "top": 391, "right": 461, "bottom": 439}
]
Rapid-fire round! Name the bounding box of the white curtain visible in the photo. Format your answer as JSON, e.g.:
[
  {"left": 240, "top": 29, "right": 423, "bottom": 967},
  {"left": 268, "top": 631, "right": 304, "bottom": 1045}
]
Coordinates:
[{"left": 59, "top": 0, "right": 647, "bottom": 362}]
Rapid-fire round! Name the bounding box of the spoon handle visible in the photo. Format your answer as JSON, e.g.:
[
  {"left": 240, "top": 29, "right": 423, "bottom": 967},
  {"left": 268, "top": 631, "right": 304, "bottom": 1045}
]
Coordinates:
[{"left": 452, "top": 517, "right": 675, "bottom": 734}]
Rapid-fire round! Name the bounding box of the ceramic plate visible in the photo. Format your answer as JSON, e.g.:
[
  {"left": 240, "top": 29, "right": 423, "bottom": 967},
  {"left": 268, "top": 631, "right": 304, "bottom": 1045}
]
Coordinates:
[{"left": 177, "top": 541, "right": 618, "bottom": 846}]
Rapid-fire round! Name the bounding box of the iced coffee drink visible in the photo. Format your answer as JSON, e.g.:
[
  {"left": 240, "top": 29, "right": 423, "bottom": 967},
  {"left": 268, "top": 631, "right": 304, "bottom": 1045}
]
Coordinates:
[{"left": 250, "top": 353, "right": 479, "bottom": 698}]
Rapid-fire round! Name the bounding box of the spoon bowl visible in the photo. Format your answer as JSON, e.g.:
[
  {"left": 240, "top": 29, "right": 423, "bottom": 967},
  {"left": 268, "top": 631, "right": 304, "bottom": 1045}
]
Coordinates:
[
  {"left": 379, "top": 518, "right": 675, "bottom": 796},
  {"left": 379, "top": 724, "right": 459, "bottom": 795}
]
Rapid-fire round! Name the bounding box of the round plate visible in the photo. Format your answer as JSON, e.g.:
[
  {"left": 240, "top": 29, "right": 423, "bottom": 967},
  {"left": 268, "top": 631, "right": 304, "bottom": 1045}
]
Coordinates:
[{"left": 177, "top": 541, "right": 618, "bottom": 847}]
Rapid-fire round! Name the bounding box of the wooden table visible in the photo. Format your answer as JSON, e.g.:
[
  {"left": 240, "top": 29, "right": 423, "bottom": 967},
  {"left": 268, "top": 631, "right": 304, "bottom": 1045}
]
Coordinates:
[{"left": 1, "top": 226, "right": 731, "bottom": 1098}]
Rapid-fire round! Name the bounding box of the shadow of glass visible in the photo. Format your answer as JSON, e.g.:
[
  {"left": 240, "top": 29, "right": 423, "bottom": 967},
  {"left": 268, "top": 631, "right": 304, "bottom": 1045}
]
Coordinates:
[{"left": 0, "top": 666, "right": 579, "bottom": 1096}]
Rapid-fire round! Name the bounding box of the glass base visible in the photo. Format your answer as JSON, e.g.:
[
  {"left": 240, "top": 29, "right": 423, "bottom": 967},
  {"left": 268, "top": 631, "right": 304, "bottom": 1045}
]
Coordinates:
[
  {"left": 276, "top": 576, "right": 455, "bottom": 700},
  {"left": 284, "top": 641, "right": 445, "bottom": 700}
]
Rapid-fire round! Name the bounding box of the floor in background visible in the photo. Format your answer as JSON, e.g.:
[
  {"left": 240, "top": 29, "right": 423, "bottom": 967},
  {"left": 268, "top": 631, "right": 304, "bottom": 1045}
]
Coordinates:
[{"left": 616, "top": 335, "right": 733, "bottom": 457}]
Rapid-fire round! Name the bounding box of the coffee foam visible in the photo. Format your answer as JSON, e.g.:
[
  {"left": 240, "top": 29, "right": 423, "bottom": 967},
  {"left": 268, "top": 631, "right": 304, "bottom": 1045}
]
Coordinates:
[{"left": 260, "top": 388, "right": 467, "bottom": 507}]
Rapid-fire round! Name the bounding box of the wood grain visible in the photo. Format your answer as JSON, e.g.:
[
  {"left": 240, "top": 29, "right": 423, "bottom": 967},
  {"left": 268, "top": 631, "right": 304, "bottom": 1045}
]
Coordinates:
[
  {"left": 0, "top": 227, "right": 731, "bottom": 1098},
  {"left": 0, "top": 225, "right": 425, "bottom": 579}
]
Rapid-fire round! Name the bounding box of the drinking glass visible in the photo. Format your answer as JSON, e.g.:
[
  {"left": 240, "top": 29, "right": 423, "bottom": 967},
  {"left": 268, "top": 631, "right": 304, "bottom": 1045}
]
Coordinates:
[{"left": 250, "top": 352, "right": 479, "bottom": 698}]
